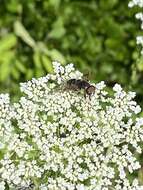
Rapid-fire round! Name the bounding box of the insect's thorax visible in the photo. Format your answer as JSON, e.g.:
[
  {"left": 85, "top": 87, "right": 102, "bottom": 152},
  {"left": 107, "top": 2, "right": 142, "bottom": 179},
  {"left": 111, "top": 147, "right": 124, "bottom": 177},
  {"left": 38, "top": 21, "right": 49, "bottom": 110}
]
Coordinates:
[{"left": 79, "top": 80, "right": 90, "bottom": 89}]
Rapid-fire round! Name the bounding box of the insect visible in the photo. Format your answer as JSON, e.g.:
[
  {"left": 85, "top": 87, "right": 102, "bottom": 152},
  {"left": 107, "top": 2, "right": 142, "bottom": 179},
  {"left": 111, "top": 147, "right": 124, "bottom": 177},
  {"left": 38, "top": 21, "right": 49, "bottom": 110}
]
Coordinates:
[{"left": 66, "top": 78, "right": 95, "bottom": 99}]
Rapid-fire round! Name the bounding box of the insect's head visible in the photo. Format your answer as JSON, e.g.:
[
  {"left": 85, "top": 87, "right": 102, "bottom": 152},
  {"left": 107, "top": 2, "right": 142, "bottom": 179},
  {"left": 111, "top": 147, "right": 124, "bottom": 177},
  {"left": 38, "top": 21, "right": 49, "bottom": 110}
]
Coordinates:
[{"left": 86, "top": 85, "right": 95, "bottom": 96}]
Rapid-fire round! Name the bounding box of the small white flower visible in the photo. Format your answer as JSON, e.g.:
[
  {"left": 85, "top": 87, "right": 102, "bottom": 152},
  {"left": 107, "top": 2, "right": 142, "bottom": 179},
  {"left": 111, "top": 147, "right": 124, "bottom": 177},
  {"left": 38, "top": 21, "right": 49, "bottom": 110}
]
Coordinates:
[
  {"left": 128, "top": 0, "right": 143, "bottom": 8},
  {"left": 40, "top": 184, "right": 48, "bottom": 190},
  {"left": 134, "top": 105, "right": 141, "bottom": 114},
  {"left": 113, "top": 84, "right": 122, "bottom": 92},
  {"left": 76, "top": 184, "right": 85, "bottom": 190},
  {"left": 96, "top": 81, "right": 106, "bottom": 90},
  {"left": 0, "top": 181, "right": 5, "bottom": 190},
  {"left": 137, "top": 36, "right": 143, "bottom": 45}
]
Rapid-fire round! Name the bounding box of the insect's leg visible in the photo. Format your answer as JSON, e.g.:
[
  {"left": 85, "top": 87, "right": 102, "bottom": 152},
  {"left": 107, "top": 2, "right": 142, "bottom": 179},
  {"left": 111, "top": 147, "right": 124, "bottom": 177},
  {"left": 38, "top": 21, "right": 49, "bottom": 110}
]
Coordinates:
[
  {"left": 84, "top": 90, "right": 87, "bottom": 99},
  {"left": 89, "top": 94, "right": 91, "bottom": 100}
]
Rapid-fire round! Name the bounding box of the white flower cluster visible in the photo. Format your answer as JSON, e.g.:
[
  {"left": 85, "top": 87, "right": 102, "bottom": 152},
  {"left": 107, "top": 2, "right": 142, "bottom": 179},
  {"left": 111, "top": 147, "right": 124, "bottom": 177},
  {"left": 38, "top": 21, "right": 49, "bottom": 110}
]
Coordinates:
[
  {"left": 129, "top": 0, "right": 143, "bottom": 54},
  {"left": 128, "top": 0, "right": 143, "bottom": 8},
  {"left": 0, "top": 61, "right": 143, "bottom": 189}
]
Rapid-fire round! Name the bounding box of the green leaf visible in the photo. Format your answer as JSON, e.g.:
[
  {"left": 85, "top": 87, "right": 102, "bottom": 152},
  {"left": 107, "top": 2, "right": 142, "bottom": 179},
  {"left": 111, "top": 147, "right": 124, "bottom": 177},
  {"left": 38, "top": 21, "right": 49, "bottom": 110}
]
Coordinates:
[
  {"left": 49, "top": 27, "right": 65, "bottom": 39},
  {"left": 100, "top": 0, "right": 118, "bottom": 9},
  {"left": 15, "top": 60, "right": 26, "bottom": 73},
  {"left": 35, "top": 68, "right": 44, "bottom": 78},
  {"left": 6, "top": 0, "right": 22, "bottom": 13},
  {"left": 33, "top": 51, "right": 42, "bottom": 69},
  {"left": 49, "top": 17, "right": 66, "bottom": 39},
  {"left": 11, "top": 66, "right": 20, "bottom": 80},
  {"left": 41, "top": 54, "right": 53, "bottom": 73},
  {"left": 26, "top": 69, "right": 34, "bottom": 80},
  {"left": 0, "top": 61, "right": 10, "bottom": 81},
  {"left": 0, "top": 51, "right": 14, "bottom": 81},
  {"left": 0, "top": 51, "right": 14, "bottom": 62},
  {"left": 49, "top": 0, "right": 61, "bottom": 9},
  {"left": 48, "top": 49, "right": 65, "bottom": 64},
  {"left": 0, "top": 34, "right": 17, "bottom": 52},
  {"left": 14, "top": 20, "right": 36, "bottom": 48},
  {"left": 137, "top": 58, "right": 143, "bottom": 71}
]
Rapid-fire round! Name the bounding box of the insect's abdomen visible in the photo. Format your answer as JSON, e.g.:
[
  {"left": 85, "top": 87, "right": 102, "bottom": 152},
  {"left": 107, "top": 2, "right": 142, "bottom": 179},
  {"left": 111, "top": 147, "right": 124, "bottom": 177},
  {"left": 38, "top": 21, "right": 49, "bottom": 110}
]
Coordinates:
[
  {"left": 67, "top": 79, "right": 90, "bottom": 89},
  {"left": 67, "top": 79, "right": 76, "bottom": 85},
  {"left": 67, "top": 79, "right": 79, "bottom": 90}
]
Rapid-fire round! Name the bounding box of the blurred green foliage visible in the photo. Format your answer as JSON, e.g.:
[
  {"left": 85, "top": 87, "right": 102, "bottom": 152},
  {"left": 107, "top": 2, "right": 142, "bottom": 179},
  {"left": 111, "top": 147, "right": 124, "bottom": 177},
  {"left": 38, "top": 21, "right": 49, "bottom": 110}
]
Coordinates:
[{"left": 0, "top": 0, "right": 142, "bottom": 101}]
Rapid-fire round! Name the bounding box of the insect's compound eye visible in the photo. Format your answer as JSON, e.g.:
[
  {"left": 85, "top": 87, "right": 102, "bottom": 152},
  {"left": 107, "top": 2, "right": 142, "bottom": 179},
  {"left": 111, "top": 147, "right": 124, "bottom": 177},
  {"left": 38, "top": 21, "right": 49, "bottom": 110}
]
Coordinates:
[{"left": 86, "top": 85, "right": 95, "bottom": 95}]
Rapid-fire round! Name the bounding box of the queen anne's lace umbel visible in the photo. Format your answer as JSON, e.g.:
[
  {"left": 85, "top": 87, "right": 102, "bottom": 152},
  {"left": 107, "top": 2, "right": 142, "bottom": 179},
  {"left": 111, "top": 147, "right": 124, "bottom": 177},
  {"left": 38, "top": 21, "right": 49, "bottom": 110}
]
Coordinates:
[
  {"left": 0, "top": 62, "right": 143, "bottom": 190},
  {"left": 129, "top": 0, "right": 143, "bottom": 54}
]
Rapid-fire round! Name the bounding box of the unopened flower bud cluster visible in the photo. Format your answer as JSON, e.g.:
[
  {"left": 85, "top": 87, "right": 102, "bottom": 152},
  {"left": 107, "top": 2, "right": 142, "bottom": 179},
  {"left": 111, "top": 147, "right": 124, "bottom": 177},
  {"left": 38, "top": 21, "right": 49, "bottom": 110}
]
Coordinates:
[
  {"left": 0, "top": 61, "right": 143, "bottom": 189},
  {"left": 129, "top": 0, "right": 143, "bottom": 54}
]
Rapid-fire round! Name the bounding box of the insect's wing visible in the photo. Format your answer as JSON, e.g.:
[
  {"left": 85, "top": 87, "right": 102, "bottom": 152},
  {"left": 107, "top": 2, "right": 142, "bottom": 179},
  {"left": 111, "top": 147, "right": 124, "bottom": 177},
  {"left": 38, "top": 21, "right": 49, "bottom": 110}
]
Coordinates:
[
  {"left": 83, "top": 71, "right": 90, "bottom": 81},
  {"left": 83, "top": 70, "right": 94, "bottom": 81}
]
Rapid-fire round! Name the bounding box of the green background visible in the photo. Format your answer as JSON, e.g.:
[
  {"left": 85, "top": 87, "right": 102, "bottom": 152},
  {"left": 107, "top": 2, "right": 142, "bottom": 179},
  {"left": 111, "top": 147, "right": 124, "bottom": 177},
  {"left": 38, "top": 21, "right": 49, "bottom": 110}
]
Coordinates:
[
  {"left": 1, "top": 0, "right": 143, "bottom": 184},
  {"left": 0, "top": 0, "right": 142, "bottom": 101}
]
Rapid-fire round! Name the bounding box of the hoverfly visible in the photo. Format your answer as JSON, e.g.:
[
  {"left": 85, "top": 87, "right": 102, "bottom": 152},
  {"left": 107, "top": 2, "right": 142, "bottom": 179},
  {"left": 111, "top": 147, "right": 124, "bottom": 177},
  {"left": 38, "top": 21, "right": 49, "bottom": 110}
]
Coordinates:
[{"left": 66, "top": 78, "right": 95, "bottom": 99}]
